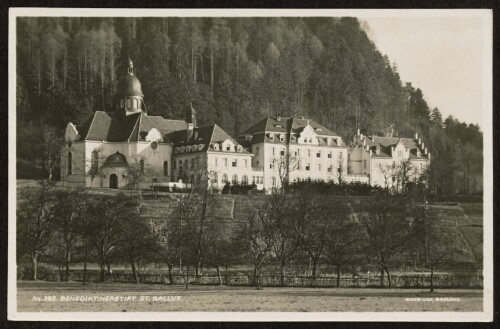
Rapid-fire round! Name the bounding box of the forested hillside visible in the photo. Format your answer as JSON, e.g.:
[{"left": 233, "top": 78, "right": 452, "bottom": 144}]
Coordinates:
[{"left": 16, "top": 17, "right": 482, "bottom": 193}]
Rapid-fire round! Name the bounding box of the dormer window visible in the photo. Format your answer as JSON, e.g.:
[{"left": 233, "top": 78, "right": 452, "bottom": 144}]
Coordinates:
[
  {"left": 187, "top": 146, "right": 191, "bottom": 152},
  {"left": 245, "top": 135, "right": 252, "bottom": 141},
  {"left": 213, "top": 144, "right": 219, "bottom": 151},
  {"left": 279, "top": 134, "right": 285, "bottom": 142},
  {"left": 226, "top": 145, "right": 231, "bottom": 151},
  {"left": 269, "top": 134, "right": 275, "bottom": 142},
  {"left": 180, "top": 146, "right": 186, "bottom": 153},
  {"left": 275, "top": 124, "right": 282, "bottom": 128},
  {"left": 199, "top": 144, "right": 205, "bottom": 150},
  {"left": 237, "top": 145, "right": 242, "bottom": 152}
]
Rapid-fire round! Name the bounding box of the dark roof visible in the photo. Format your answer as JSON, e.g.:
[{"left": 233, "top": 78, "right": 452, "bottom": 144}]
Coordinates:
[
  {"left": 354, "top": 135, "right": 428, "bottom": 158},
  {"left": 74, "top": 111, "right": 187, "bottom": 143},
  {"left": 101, "top": 151, "right": 128, "bottom": 168},
  {"left": 238, "top": 116, "right": 339, "bottom": 145},
  {"left": 115, "top": 73, "right": 144, "bottom": 97},
  {"left": 170, "top": 124, "right": 251, "bottom": 155}
]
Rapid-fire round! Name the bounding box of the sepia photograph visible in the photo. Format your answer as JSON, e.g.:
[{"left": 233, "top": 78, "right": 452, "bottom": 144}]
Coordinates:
[{"left": 7, "top": 8, "right": 493, "bottom": 322}]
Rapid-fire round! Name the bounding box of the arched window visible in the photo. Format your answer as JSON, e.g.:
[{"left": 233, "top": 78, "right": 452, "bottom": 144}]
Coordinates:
[
  {"left": 272, "top": 176, "right": 276, "bottom": 187},
  {"left": 232, "top": 174, "right": 238, "bottom": 184},
  {"left": 133, "top": 99, "right": 138, "bottom": 109},
  {"left": 91, "top": 150, "right": 99, "bottom": 173},
  {"left": 127, "top": 98, "right": 132, "bottom": 109},
  {"left": 67, "top": 151, "right": 72, "bottom": 176},
  {"left": 242, "top": 175, "right": 248, "bottom": 185},
  {"left": 211, "top": 173, "right": 218, "bottom": 184},
  {"left": 163, "top": 161, "right": 169, "bottom": 176},
  {"left": 222, "top": 174, "right": 228, "bottom": 184},
  {"left": 139, "top": 159, "right": 145, "bottom": 173}
]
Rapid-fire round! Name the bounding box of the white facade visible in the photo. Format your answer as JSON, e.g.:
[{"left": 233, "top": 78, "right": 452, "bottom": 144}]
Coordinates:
[{"left": 349, "top": 131, "right": 431, "bottom": 190}]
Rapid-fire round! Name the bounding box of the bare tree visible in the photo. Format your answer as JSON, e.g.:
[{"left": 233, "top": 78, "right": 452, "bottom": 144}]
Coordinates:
[
  {"left": 17, "top": 180, "right": 56, "bottom": 280},
  {"left": 321, "top": 199, "right": 364, "bottom": 287},
  {"left": 51, "top": 188, "right": 87, "bottom": 281},
  {"left": 357, "top": 192, "right": 424, "bottom": 287},
  {"left": 237, "top": 207, "right": 275, "bottom": 289},
  {"left": 116, "top": 203, "right": 157, "bottom": 284},
  {"left": 84, "top": 194, "right": 135, "bottom": 282},
  {"left": 272, "top": 152, "right": 299, "bottom": 195}
]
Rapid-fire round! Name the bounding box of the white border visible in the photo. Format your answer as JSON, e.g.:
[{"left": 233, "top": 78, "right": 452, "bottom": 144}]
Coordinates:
[{"left": 8, "top": 8, "right": 493, "bottom": 322}]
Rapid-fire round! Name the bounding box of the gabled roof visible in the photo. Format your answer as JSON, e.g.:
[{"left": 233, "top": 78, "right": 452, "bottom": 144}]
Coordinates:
[
  {"left": 74, "top": 111, "right": 187, "bottom": 143},
  {"left": 354, "top": 135, "right": 428, "bottom": 159},
  {"left": 239, "top": 116, "right": 340, "bottom": 145},
  {"left": 170, "top": 124, "right": 251, "bottom": 155}
]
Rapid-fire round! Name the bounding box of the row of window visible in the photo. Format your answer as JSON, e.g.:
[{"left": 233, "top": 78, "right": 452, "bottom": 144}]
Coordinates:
[
  {"left": 262, "top": 147, "right": 343, "bottom": 159},
  {"left": 212, "top": 143, "right": 243, "bottom": 152},
  {"left": 119, "top": 98, "right": 139, "bottom": 109},
  {"left": 176, "top": 144, "right": 206, "bottom": 154},
  {"left": 212, "top": 173, "right": 262, "bottom": 185}
]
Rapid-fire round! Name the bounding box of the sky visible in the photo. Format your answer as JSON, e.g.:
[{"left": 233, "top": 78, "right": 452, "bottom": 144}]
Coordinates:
[{"left": 361, "top": 16, "right": 487, "bottom": 127}]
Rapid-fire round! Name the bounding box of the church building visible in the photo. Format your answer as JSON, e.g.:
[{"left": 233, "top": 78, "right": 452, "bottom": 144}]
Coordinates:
[{"left": 62, "top": 59, "right": 430, "bottom": 192}]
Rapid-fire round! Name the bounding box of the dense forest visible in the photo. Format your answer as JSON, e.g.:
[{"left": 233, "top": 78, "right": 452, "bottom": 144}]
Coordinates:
[{"left": 16, "top": 17, "right": 483, "bottom": 193}]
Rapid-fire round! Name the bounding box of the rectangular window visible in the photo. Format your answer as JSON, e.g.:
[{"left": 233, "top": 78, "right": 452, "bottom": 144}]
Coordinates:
[
  {"left": 392, "top": 161, "right": 395, "bottom": 169},
  {"left": 270, "top": 162, "right": 273, "bottom": 169},
  {"left": 244, "top": 159, "right": 248, "bottom": 168},
  {"left": 224, "top": 158, "right": 228, "bottom": 167},
  {"left": 280, "top": 149, "right": 285, "bottom": 156},
  {"left": 317, "top": 151, "right": 321, "bottom": 158},
  {"left": 308, "top": 150, "right": 311, "bottom": 157},
  {"left": 232, "top": 159, "right": 237, "bottom": 167},
  {"left": 272, "top": 148, "right": 275, "bottom": 155},
  {"left": 364, "top": 160, "right": 367, "bottom": 169},
  {"left": 256, "top": 147, "right": 260, "bottom": 155},
  {"left": 306, "top": 163, "right": 310, "bottom": 171},
  {"left": 256, "top": 160, "right": 260, "bottom": 166},
  {"left": 318, "top": 164, "right": 321, "bottom": 171},
  {"left": 327, "top": 165, "right": 333, "bottom": 173},
  {"left": 173, "top": 161, "right": 177, "bottom": 170},
  {"left": 339, "top": 151, "right": 343, "bottom": 158},
  {"left": 328, "top": 152, "right": 332, "bottom": 159},
  {"left": 215, "top": 157, "right": 218, "bottom": 166},
  {"left": 297, "top": 149, "right": 301, "bottom": 156}
]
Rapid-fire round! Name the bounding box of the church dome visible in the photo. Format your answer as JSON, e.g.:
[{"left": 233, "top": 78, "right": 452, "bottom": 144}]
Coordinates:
[
  {"left": 115, "top": 58, "right": 144, "bottom": 97},
  {"left": 101, "top": 151, "right": 128, "bottom": 168}
]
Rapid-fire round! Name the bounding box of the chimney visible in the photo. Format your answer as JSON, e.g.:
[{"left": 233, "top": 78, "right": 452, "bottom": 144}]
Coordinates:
[
  {"left": 418, "top": 137, "right": 422, "bottom": 145},
  {"left": 415, "top": 132, "right": 418, "bottom": 140},
  {"left": 360, "top": 134, "right": 364, "bottom": 141},
  {"left": 276, "top": 113, "right": 281, "bottom": 122},
  {"left": 376, "top": 148, "right": 380, "bottom": 155},
  {"left": 424, "top": 147, "right": 428, "bottom": 154},
  {"left": 371, "top": 135, "right": 375, "bottom": 142},
  {"left": 357, "top": 128, "right": 360, "bottom": 136},
  {"left": 369, "top": 149, "right": 373, "bottom": 157},
  {"left": 421, "top": 142, "right": 425, "bottom": 150},
  {"left": 363, "top": 139, "right": 366, "bottom": 147}
]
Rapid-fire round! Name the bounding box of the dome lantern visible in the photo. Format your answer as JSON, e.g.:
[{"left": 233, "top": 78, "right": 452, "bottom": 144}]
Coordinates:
[{"left": 114, "top": 57, "right": 145, "bottom": 115}]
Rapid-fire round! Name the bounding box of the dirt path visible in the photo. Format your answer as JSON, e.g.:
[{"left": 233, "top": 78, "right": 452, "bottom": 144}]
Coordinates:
[{"left": 17, "top": 281, "right": 482, "bottom": 312}]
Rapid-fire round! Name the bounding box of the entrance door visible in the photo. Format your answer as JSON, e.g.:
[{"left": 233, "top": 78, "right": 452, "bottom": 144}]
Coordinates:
[{"left": 109, "top": 174, "right": 118, "bottom": 189}]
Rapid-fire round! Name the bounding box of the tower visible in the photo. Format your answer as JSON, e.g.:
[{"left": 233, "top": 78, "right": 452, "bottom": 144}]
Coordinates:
[{"left": 114, "top": 57, "right": 145, "bottom": 115}]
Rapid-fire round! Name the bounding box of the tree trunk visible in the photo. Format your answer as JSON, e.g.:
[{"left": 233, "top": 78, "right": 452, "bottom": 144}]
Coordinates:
[
  {"left": 185, "top": 265, "right": 189, "bottom": 290},
  {"left": 380, "top": 268, "right": 385, "bottom": 287},
  {"left": 385, "top": 267, "right": 392, "bottom": 288},
  {"left": 167, "top": 263, "right": 173, "bottom": 285},
  {"left": 65, "top": 250, "right": 71, "bottom": 282},
  {"left": 254, "top": 266, "right": 261, "bottom": 290},
  {"left": 430, "top": 263, "right": 434, "bottom": 292},
  {"left": 215, "top": 265, "right": 222, "bottom": 286},
  {"left": 99, "top": 262, "right": 105, "bottom": 282},
  {"left": 131, "top": 260, "right": 139, "bottom": 284},
  {"left": 82, "top": 242, "right": 87, "bottom": 285},
  {"left": 280, "top": 261, "right": 285, "bottom": 287},
  {"left": 31, "top": 253, "right": 38, "bottom": 280},
  {"left": 336, "top": 264, "right": 341, "bottom": 287},
  {"left": 210, "top": 50, "right": 214, "bottom": 95}
]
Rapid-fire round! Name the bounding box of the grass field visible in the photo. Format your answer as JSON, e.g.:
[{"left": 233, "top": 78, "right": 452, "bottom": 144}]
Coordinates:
[{"left": 17, "top": 281, "right": 482, "bottom": 312}]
